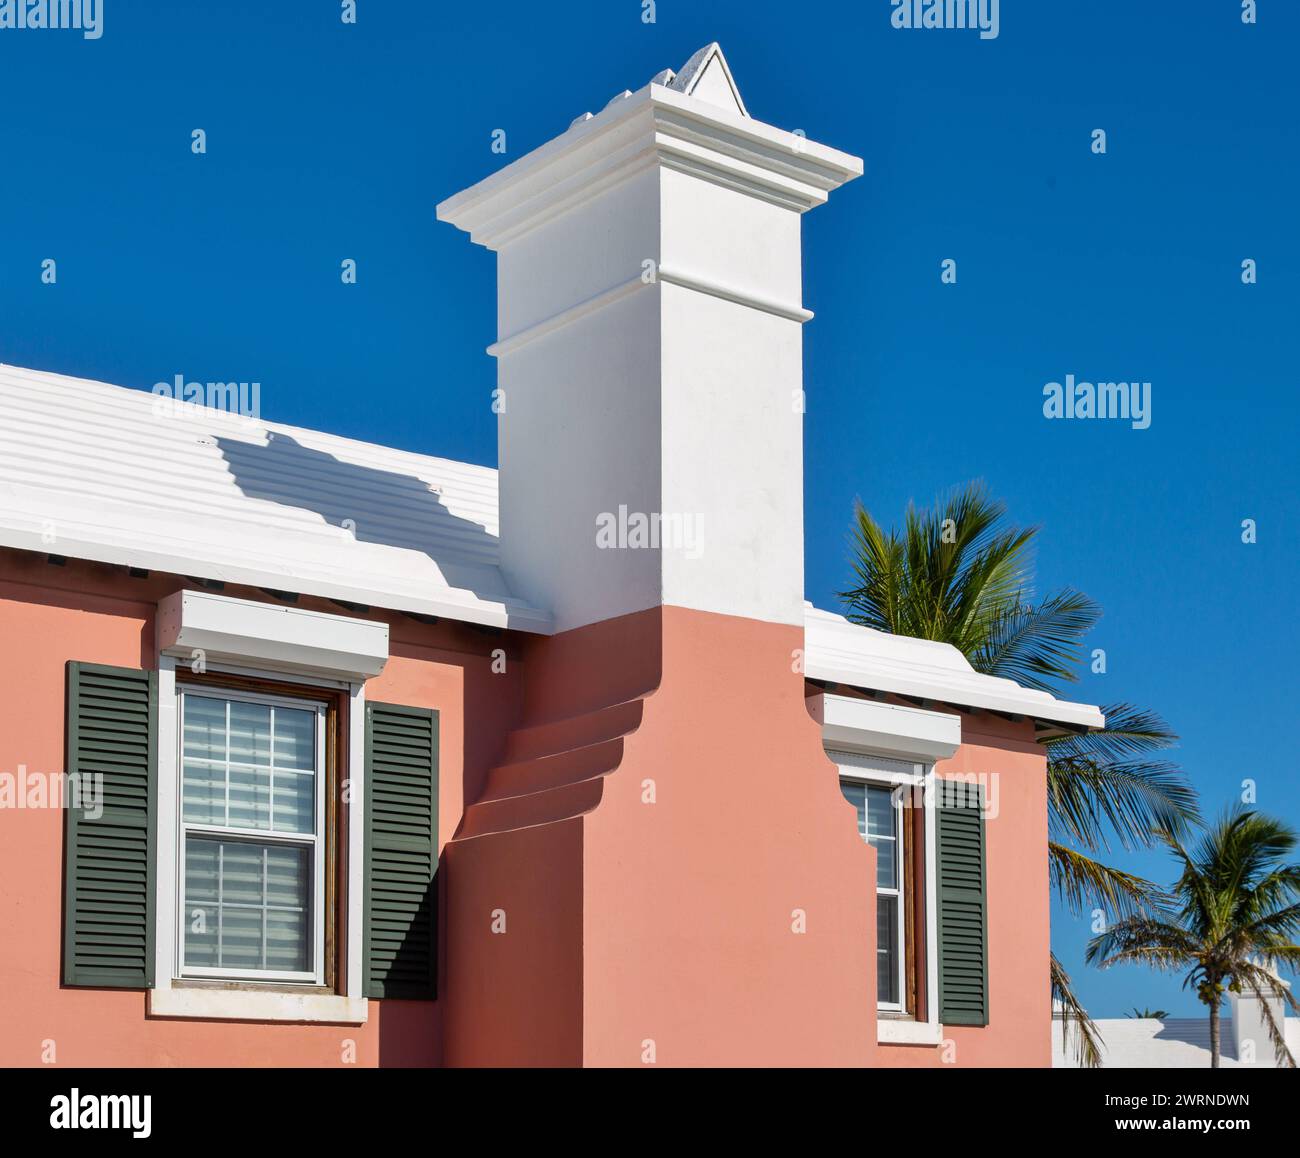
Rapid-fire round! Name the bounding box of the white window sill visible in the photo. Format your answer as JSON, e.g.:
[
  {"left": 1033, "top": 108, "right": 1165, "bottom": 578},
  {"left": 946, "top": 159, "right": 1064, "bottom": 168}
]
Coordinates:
[
  {"left": 877, "top": 1018, "right": 943, "bottom": 1046},
  {"left": 148, "top": 984, "right": 369, "bottom": 1025}
]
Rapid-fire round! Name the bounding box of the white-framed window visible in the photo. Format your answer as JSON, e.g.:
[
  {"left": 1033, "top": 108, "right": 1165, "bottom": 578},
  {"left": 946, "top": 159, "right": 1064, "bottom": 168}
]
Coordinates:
[
  {"left": 150, "top": 591, "right": 384, "bottom": 1022},
  {"left": 814, "top": 693, "right": 958, "bottom": 1042},
  {"left": 176, "top": 685, "right": 327, "bottom": 984},
  {"left": 840, "top": 779, "right": 905, "bottom": 1008},
  {"left": 831, "top": 749, "right": 934, "bottom": 1023}
]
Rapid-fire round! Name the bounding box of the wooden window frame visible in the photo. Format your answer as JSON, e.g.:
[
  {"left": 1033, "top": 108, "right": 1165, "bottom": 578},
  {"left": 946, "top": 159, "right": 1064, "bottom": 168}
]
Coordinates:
[{"left": 174, "top": 670, "right": 348, "bottom": 993}]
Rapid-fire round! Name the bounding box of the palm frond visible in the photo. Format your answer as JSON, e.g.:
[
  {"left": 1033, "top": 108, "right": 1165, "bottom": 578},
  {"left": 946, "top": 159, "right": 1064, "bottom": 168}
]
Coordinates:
[
  {"left": 1237, "top": 884, "right": 1300, "bottom": 937},
  {"left": 1048, "top": 756, "right": 1200, "bottom": 851},
  {"left": 970, "top": 589, "right": 1101, "bottom": 692},
  {"left": 1050, "top": 842, "right": 1166, "bottom": 920},
  {"left": 1052, "top": 952, "right": 1102, "bottom": 1067},
  {"left": 1046, "top": 702, "right": 1179, "bottom": 761},
  {"left": 841, "top": 481, "right": 1039, "bottom": 649},
  {"left": 841, "top": 501, "right": 905, "bottom": 635},
  {"left": 1086, "top": 915, "right": 1196, "bottom": 970}
]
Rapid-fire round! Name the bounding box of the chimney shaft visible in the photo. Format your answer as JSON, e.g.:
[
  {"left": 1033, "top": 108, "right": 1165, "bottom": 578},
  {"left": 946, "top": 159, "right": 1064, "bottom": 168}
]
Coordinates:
[
  {"left": 438, "top": 45, "right": 862, "bottom": 633},
  {"left": 1229, "top": 974, "right": 1292, "bottom": 1066},
  {"left": 437, "top": 47, "right": 874, "bottom": 1067}
]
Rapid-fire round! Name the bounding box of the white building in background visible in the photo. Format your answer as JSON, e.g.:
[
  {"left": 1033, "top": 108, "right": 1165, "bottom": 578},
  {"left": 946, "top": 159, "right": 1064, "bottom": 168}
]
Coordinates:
[{"left": 1054, "top": 981, "right": 1300, "bottom": 1068}]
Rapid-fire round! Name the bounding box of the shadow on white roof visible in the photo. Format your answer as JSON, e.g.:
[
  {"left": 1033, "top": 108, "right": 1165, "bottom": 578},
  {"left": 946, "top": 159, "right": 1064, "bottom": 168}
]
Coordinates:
[
  {"left": 0, "top": 364, "right": 551, "bottom": 632},
  {"left": 1053, "top": 1016, "right": 1300, "bottom": 1069},
  {"left": 0, "top": 364, "right": 1105, "bottom": 728}
]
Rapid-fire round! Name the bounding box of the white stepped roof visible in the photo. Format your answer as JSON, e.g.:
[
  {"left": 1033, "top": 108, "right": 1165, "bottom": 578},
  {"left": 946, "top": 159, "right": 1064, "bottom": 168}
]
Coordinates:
[
  {"left": 805, "top": 604, "right": 1105, "bottom": 732},
  {"left": 0, "top": 363, "right": 1105, "bottom": 729},
  {"left": 0, "top": 364, "right": 551, "bottom": 632},
  {"left": 1053, "top": 1016, "right": 1300, "bottom": 1069}
]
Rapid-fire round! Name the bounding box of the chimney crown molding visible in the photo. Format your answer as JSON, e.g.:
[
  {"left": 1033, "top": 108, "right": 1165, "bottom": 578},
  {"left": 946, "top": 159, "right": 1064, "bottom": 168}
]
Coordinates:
[{"left": 437, "top": 80, "right": 863, "bottom": 250}]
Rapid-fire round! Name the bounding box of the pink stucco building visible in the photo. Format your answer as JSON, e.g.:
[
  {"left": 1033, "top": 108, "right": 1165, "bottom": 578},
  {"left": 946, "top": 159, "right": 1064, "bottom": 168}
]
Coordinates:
[{"left": 0, "top": 45, "right": 1102, "bottom": 1068}]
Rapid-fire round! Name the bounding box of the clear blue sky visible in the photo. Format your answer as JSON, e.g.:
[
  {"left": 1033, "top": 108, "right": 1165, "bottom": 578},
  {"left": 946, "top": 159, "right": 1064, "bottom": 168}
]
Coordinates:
[{"left": 2, "top": 2, "right": 1296, "bottom": 1018}]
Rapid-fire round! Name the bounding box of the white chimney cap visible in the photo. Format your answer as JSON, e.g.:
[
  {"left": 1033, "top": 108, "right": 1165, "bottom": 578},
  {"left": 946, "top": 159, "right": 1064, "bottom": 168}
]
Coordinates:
[{"left": 665, "top": 43, "right": 748, "bottom": 117}]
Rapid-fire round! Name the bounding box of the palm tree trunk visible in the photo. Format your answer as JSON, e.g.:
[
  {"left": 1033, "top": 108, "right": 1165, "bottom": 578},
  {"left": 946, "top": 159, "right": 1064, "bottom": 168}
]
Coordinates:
[{"left": 1209, "top": 998, "right": 1221, "bottom": 1068}]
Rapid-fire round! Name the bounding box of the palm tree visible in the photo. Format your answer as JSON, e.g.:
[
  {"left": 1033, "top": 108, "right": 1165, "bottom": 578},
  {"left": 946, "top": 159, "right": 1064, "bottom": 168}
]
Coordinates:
[
  {"left": 1126, "top": 1007, "right": 1169, "bottom": 1019},
  {"left": 841, "top": 481, "right": 1201, "bottom": 1066},
  {"left": 1088, "top": 809, "right": 1300, "bottom": 1067}
]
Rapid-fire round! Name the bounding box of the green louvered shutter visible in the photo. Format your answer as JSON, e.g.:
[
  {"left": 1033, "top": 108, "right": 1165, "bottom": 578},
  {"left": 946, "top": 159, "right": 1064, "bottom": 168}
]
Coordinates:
[
  {"left": 364, "top": 702, "right": 438, "bottom": 1000},
  {"left": 937, "top": 781, "right": 989, "bottom": 1026},
  {"left": 63, "top": 662, "right": 157, "bottom": 989}
]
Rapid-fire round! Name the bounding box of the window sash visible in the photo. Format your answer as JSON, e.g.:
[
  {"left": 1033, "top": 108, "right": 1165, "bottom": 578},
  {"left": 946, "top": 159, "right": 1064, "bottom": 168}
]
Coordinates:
[
  {"left": 840, "top": 774, "right": 911, "bottom": 1013},
  {"left": 176, "top": 686, "right": 327, "bottom": 984},
  {"left": 877, "top": 895, "right": 900, "bottom": 1006}
]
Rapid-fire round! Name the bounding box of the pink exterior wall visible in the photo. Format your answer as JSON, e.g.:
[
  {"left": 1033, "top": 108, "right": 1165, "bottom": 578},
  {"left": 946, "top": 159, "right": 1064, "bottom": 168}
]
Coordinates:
[
  {"left": 581, "top": 606, "right": 878, "bottom": 1066},
  {"left": 0, "top": 550, "right": 521, "bottom": 1067},
  {"left": 0, "top": 548, "right": 1053, "bottom": 1068},
  {"left": 442, "top": 608, "right": 668, "bottom": 1066},
  {"left": 880, "top": 714, "right": 1053, "bottom": 1068},
  {"left": 444, "top": 605, "right": 878, "bottom": 1067}
]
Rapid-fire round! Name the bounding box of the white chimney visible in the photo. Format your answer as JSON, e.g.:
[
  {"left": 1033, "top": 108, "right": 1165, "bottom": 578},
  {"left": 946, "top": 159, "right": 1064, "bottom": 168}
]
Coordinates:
[
  {"left": 438, "top": 44, "right": 861, "bottom": 634},
  {"left": 1229, "top": 973, "right": 1292, "bottom": 1066}
]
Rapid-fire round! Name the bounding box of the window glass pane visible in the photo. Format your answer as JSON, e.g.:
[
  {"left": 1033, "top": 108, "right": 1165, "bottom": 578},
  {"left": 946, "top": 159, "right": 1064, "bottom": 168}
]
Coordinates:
[
  {"left": 273, "top": 771, "right": 315, "bottom": 833},
  {"left": 182, "top": 760, "right": 224, "bottom": 825},
  {"left": 266, "top": 908, "right": 308, "bottom": 973},
  {"left": 228, "top": 764, "right": 271, "bottom": 831},
  {"left": 865, "top": 785, "right": 895, "bottom": 838},
  {"left": 264, "top": 845, "right": 308, "bottom": 907},
  {"left": 867, "top": 786, "right": 897, "bottom": 889},
  {"left": 184, "top": 909, "right": 219, "bottom": 967},
  {"left": 228, "top": 701, "right": 272, "bottom": 764},
  {"left": 221, "top": 907, "right": 263, "bottom": 970},
  {"left": 274, "top": 707, "right": 315, "bottom": 770},
  {"left": 846, "top": 783, "right": 897, "bottom": 890},
  {"left": 184, "top": 839, "right": 219, "bottom": 903},
  {"left": 874, "top": 840, "right": 896, "bottom": 890},
  {"left": 840, "top": 781, "right": 866, "bottom": 838},
  {"left": 220, "top": 841, "right": 263, "bottom": 905},
  {"left": 842, "top": 776, "right": 908, "bottom": 1006},
  {"left": 180, "top": 694, "right": 319, "bottom": 976},
  {"left": 181, "top": 695, "right": 319, "bottom": 835},
  {"left": 265, "top": 846, "right": 310, "bottom": 973},
  {"left": 183, "top": 840, "right": 219, "bottom": 967},
  {"left": 183, "top": 695, "right": 226, "bottom": 761},
  {"left": 183, "top": 838, "right": 310, "bottom": 973},
  {"left": 877, "top": 896, "right": 899, "bottom": 1004}
]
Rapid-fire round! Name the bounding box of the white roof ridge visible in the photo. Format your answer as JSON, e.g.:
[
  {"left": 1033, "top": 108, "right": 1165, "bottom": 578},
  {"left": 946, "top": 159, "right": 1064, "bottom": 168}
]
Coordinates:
[
  {"left": 803, "top": 601, "right": 1105, "bottom": 731},
  {"left": 0, "top": 362, "right": 497, "bottom": 480},
  {"left": 0, "top": 363, "right": 552, "bottom": 633},
  {"left": 804, "top": 602, "right": 979, "bottom": 668}
]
